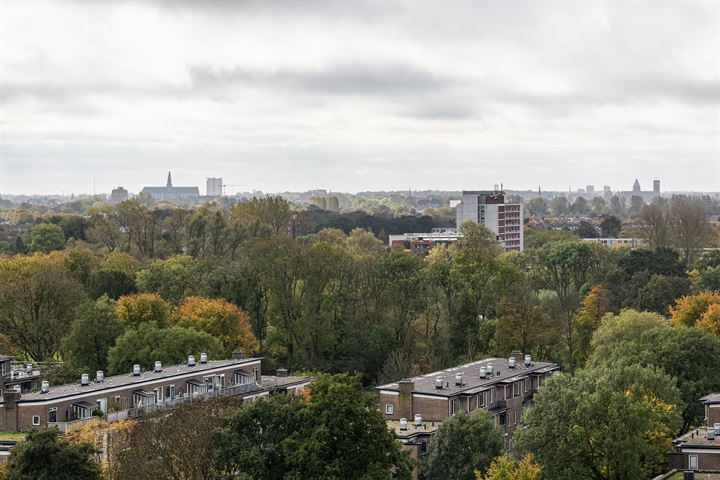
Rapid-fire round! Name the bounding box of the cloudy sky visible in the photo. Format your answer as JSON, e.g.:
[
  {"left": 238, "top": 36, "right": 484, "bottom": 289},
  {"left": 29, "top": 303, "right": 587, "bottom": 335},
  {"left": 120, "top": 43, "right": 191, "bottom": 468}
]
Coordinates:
[{"left": 1, "top": 0, "right": 718, "bottom": 195}]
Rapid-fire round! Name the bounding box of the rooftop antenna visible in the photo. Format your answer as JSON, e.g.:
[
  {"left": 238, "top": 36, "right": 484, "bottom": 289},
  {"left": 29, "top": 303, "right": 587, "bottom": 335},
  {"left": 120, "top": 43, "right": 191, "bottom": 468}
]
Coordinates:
[{"left": 93, "top": 176, "right": 96, "bottom": 197}]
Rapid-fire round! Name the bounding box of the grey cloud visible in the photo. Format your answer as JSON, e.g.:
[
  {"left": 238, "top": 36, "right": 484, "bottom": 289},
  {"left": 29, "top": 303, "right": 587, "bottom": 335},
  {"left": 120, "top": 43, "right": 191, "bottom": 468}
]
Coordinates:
[{"left": 188, "top": 61, "right": 449, "bottom": 96}]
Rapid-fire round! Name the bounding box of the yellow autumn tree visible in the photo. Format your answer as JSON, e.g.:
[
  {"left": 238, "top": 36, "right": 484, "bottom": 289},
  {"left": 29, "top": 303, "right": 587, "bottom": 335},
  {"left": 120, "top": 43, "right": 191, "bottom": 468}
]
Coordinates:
[
  {"left": 116, "top": 293, "right": 172, "bottom": 329},
  {"left": 476, "top": 454, "right": 541, "bottom": 480},
  {"left": 670, "top": 290, "right": 720, "bottom": 327},
  {"left": 698, "top": 303, "right": 720, "bottom": 337},
  {"left": 66, "top": 417, "right": 134, "bottom": 470},
  {"left": 176, "top": 296, "right": 259, "bottom": 357},
  {"left": 574, "top": 285, "right": 611, "bottom": 365}
]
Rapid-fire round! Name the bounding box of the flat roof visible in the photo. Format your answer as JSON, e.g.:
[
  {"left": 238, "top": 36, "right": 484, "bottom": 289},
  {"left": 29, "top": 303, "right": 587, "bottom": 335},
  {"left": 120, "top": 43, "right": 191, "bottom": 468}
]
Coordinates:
[
  {"left": 387, "top": 420, "right": 440, "bottom": 440},
  {"left": 674, "top": 427, "right": 720, "bottom": 449},
  {"left": 15, "top": 357, "right": 262, "bottom": 403},
  {"left": 377, "top": 357, "right": 559, "bottom": 397}
]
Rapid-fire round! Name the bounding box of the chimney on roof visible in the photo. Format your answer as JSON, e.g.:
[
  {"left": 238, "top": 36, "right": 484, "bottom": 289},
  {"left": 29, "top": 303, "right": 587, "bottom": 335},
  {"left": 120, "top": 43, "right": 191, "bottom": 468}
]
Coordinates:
[
  {"left": 232, "top": 350, "right": 245, "bottom": 360},
  {"left": 399, "top": 379, "right": 414, "bottom": 420},
  {"left": 188, "top": 355, "right": 196, "bottom": 367},
  {"left": 200, "top": 352, "right": 208, "bottom": 364},
  {"left": 81, "top": 374, "right": 90, "bottom": 386},
  {"left": 276, "top": 368, "right": 288, "bottom": 377}
]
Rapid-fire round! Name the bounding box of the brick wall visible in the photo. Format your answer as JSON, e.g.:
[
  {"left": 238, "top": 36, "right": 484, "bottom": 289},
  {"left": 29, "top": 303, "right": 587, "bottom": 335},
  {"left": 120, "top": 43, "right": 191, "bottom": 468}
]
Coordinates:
[{"left": 413, "top": 396, "right": 448, "bottom": 422}]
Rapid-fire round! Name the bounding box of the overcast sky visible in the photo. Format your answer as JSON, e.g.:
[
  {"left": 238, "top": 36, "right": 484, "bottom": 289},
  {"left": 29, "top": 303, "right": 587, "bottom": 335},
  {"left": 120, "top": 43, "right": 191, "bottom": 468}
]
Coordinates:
[{"left": 1, "top": 0, "right": 718, "bottom": 196}]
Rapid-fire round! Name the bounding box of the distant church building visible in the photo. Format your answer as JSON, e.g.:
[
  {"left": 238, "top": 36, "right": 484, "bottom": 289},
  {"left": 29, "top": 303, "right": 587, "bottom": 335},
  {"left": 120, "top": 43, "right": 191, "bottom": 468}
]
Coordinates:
[
  {"left": 618, "top": 178, "right": 660, "bottom": 201},
  {"left": 141, "top": 172, "right": 199, "bottom": 202}
]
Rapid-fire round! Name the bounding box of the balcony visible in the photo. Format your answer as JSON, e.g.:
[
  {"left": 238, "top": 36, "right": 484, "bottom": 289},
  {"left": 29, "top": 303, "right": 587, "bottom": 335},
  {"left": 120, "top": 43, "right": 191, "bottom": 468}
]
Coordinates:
[{"left": 47, "top": 382, "right": 261, "bottom": 432}]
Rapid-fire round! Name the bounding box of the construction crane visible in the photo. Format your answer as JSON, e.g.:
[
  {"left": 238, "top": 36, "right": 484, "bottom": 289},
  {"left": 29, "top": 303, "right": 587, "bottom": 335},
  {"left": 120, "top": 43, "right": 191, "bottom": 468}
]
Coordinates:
[{"left": 222, "top": 184, "right": 246, "bottom": 196}]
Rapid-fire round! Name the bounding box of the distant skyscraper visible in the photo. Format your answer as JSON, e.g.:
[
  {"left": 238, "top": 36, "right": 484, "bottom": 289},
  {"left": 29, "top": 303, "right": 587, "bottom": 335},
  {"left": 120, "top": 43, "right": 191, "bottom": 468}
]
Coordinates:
[
  {"left": 207, "top": 177, "right": 223, "bottom": 197},
  {"left": 653, "top": 179, "right": 660, "bottom": 194},
  {"left": 455, "top": 190, "right": 523, "bottom": 252},
  {"left": 110, "top": 186, "right": 129, "bottom": 203},
  {"left": 586, "top": 185, "right": 595, "bottom": 193}
]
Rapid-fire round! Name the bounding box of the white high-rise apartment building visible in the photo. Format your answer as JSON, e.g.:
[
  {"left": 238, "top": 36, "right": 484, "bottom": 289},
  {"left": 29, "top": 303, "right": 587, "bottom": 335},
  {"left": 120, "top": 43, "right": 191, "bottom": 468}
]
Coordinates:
[
  {"left": 207, "top": 177, "right": 223, "bottom": 197},
  {"left": 455, "top": 191, "right": 523, "bottom": 252}
]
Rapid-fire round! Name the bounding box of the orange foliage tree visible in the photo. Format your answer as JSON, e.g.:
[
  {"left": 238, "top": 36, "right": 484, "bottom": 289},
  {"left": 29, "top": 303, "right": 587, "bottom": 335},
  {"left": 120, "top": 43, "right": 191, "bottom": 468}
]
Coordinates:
[
  {"left": 670, "top": 291, "right": 720, "bottom": 337},
  {"left": 176, "top": 296, "right": 259, "bottom": 357},
  {"left": 115, "top": 293, "right": 172, "bottom": 329}
]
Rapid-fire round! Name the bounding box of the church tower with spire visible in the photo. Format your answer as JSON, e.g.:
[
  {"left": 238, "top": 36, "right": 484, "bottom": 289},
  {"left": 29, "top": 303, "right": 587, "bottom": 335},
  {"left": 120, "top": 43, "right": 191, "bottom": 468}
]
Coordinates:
[{"left": 166, "top": 171, "right": 173, "bottom": 188}]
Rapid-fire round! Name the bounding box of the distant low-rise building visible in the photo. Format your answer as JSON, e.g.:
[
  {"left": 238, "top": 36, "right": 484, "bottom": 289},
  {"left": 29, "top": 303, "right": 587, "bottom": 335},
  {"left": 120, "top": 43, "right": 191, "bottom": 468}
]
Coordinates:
[
  {"left": 582, "top": 237, "right": 646, "bottom": 248},
  {"left": 110, "top": 186, "right": 129, "bottom": 203},
  {"left": 141, "top": 172, "right": 199, "bottom": 202},
  {"left": 389, "top": 228, "right": 461, "bottom": 255}
]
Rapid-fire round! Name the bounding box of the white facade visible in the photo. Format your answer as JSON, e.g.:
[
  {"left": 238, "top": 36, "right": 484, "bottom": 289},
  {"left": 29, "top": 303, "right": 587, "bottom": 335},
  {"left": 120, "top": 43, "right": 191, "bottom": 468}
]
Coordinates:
[
  {"left": 456, "top": 191, "right": 523, "bottom": 252},
  {"left": 207, "top": 177, "right": 223, "bottom": 197}
]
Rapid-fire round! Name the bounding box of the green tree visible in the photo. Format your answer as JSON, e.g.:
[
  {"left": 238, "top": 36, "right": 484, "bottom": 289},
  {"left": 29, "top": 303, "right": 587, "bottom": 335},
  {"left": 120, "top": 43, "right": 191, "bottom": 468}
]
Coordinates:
[
  {"left": 514, "top": 365, "right": 681, "bottom": 480},
  {"left": 216, "top": 374, "right": 413, "bottom": 480},
  {"left": 0, "top": 254, "right": 86, "bottom": 360},
  {"left": 136, "top": 255, "right": 200, "bottom": 303},
  {"left": 88, "top": 269, "right": 136, "bottom": 300},
  {"left": 422, "top": 409, "right": 504, "bottom": 480},
  {"left": 27, "top": 223, "right": 65, "bottom": 253},
  {"left": 575, "top": 221, "right": 597, "bottom": 238},
  {"left": 6, "top": 429, "right": 101, "bottom": 480},
  {"left": 599, "top": 215, "right": 622, "bottom": 237},
  {"left": 589, "top": 321, "right": 720, "bottom": 434},
  {"left": 65, "top": 297, "right": 125, "bottom": 373},
  {"left": 634, "top": 274, "right": 689, "bottom": 315},
  {"left": 535, "top": 242, "right": 599, "bottom": 369},
  {"left": 588, "top": 310, "right": 667, "bottom": 360},
  {"left": 107, "top": 323, "right": 224, "bottom": 374}
]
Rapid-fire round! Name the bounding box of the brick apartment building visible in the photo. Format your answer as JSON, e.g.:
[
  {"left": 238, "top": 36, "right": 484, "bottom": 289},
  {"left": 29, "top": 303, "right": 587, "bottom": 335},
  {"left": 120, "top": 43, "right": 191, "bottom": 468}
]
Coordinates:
[
  {"left": 0, "top": 353, "right": 309, "bottom": 434},
  {"left": 668, "top": 394, "right": 720, "bottom": 472},
  {"left": 377, "top": 352, "right": 559, "bottom": 462}
]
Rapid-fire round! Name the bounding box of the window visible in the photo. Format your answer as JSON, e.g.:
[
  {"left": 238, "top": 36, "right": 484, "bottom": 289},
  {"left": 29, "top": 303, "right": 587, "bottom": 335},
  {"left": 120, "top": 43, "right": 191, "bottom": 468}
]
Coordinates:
[
  {"left": 48, "top": 408, "right": 57, "bottom": 423},
  {"left": 169, "top": 385, "right": 175, "bottom": 399},
  {"left": 524, "top": 378, "right": 528, "bottom": 393},
  {"left": 385, "top": 403, "right": 394, "bottom": 415},
  {"left": 478, "top": 392, "right": 485, "bottom": 407},
  {"left": 689, "top": 455, "right": 698, "bottom": 470},
  {"left": 489, "top": 388, "right": 494, "bottom": 404},
  {"left": 32, "top": 415, "right": 40, "bottom": 426},
  {"left": 420, "top": 440, "right": 427, "bottom": 455},
  {"left": 154, "top": 387, "right": 163, "bottom": 403},
  {"left": 450, "top": 398, "right": 458, "bottom": 415}
]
